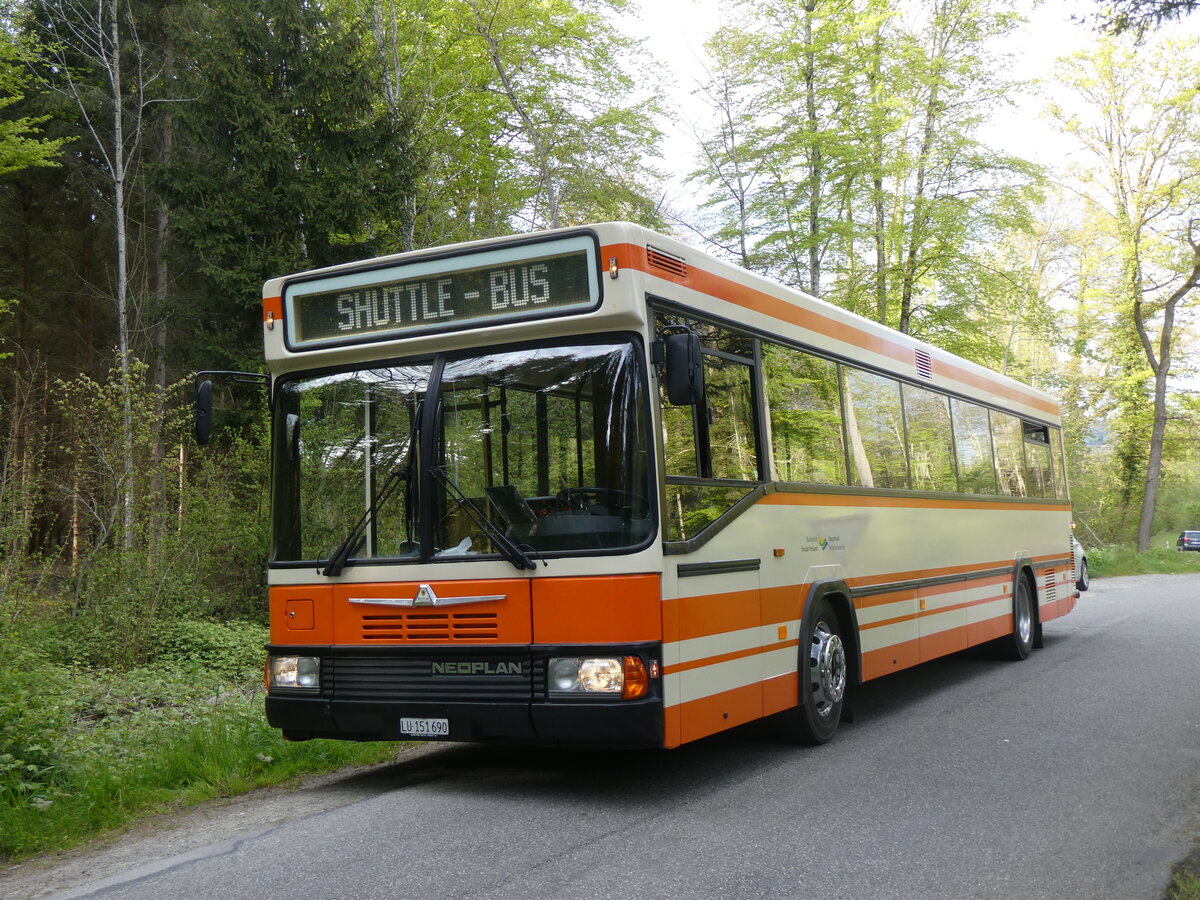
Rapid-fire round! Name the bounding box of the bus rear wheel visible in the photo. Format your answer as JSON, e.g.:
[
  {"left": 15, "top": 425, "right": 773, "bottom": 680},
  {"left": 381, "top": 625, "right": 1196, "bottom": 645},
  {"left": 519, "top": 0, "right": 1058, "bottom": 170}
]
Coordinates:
[
  {"left": 777, "top": 597, "right": 847, "bottom": 744},
  {"left": 1004, "top": 577, "right": 1035, "bottom": 661}
]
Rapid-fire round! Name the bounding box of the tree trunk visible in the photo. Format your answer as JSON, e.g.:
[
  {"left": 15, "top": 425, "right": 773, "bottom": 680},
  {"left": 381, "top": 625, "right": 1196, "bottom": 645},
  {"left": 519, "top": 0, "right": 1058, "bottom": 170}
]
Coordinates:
[
  {"left": 1133, "top": 228, "right": 1200, "bottom": 552},
  {"left": 101, "top": 0, "right": 136, "bottom": 551},
  {"left": 869, "top": 8, "right": 887, "bottom": 324},
  {"left": 149, "top": 25, "right": 174, "bottom": 547},
  {"left": 803, "top": 0, "right": 821, "bottom": 296},
  {"left": 900, "top": 0, "right": 950, "bottom": 335}
]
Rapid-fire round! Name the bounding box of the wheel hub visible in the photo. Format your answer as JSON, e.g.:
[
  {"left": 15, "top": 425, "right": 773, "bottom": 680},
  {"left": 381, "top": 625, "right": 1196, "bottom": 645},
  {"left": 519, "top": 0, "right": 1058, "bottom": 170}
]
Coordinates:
[
  {"left": 810, "top": 624, "right": 847, "bottom": 717},
  {"left": 1016, "top": 590, "right": 1032, "bottom": 644}
]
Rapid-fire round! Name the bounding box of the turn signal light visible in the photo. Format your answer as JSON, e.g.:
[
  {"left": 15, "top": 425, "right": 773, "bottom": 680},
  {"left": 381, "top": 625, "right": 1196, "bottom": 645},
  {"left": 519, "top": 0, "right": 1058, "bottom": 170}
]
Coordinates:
[{"left": 622, "top": 656, "right": 649, "bottom": 700}]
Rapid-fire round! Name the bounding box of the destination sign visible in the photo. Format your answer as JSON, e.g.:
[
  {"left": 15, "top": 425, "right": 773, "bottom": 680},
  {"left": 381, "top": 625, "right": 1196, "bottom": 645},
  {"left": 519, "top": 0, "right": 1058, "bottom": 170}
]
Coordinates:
[{"left": 284, "top": 236, "right": 599, "bottom": 349}]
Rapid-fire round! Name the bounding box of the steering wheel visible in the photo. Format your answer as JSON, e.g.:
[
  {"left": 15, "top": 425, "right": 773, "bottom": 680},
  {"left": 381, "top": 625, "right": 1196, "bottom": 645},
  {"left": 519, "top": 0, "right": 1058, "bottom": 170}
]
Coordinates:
[{"left": 556, "top": 487, "right": 627, "bottom": 513}]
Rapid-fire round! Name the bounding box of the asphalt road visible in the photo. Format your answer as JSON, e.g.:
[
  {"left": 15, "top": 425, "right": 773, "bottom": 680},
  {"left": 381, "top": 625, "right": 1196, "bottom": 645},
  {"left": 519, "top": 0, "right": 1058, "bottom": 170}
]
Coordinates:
[{"left": 8, "top": 574, "right": 1200, "bottom": 900}]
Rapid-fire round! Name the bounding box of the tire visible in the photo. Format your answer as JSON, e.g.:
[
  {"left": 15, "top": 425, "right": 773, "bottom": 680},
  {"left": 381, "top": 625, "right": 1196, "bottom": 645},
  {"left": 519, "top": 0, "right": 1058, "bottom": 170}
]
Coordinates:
[
  {"left": 776, "top": 596, "right": 847, "bottom": 744},
  {"left": 1076, "top": 558, "right": 1089, "bottom": 592},
  {"left": 1004, "top": 577, "right": 1035, "bottom": 660}
]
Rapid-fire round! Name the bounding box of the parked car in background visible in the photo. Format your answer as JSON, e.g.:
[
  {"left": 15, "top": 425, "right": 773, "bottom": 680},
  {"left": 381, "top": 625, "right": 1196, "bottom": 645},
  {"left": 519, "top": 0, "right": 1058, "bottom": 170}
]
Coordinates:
[
  {"left": 1072, "top": 537, "right": 1090, "bottom": 591},
  {"left": 1177, "top": 531, "right": 1200, "bottom": 552}
]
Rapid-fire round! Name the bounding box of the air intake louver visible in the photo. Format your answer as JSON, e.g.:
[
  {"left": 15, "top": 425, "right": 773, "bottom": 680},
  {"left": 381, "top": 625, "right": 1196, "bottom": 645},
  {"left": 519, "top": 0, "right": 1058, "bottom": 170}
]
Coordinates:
[
  {"left": 647, "top": 246, "right": 688, "bottom": 279},
  {"left": 915, "top": 348, "right": 933, "bottom": 379},
  {"left": 360, "top": 611, "right": 500, "bottom": 642}
]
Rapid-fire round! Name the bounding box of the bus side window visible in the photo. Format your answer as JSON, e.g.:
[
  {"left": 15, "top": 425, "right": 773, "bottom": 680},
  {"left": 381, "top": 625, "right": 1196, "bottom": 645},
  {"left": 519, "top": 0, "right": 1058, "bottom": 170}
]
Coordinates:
[
  {"left": 902, "top": 383, "right": 957, "bottom": 492},
  {"left": 843, "top": 367, "right": 909, "bottom": 490},
  {"left": 950, "top": 399, "right": 997, "bottom": 494},
  {"left": 660, "top": 391, "right": 701, "bottom": 477},
  {"left": 655, "top": 311, "right": 762, "bottom": 543},
  {"left": 1049, "top": 425, "right": 1069, "bottom": 500},
  {"left": 762, "top": 343, "right": 845, "bottom": 485},
  {"left": 991, "top": 410, "right": 1026, "bottom": 496},
  {"left": 703, "top": 353, "right": 757, "bottom": 481},
  {"left": 1021, "top": 420, "right": 1054, "bottom": 499}
]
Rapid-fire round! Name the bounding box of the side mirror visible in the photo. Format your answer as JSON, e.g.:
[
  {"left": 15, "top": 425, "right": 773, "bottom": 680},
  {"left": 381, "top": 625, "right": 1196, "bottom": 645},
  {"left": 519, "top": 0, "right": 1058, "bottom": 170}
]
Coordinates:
[
  {"left": 195, "top": 379, "right": 213, "bottom": 445},
  {"left": 664, "top": 331, "right": 705, "bottom": 406}
]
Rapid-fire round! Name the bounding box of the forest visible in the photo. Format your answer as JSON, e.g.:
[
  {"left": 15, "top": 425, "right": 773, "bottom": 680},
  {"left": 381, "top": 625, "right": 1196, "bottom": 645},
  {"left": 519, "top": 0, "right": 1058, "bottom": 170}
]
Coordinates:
[{"left": 2, "top": 0, "right": 1200, "bottom": 859}]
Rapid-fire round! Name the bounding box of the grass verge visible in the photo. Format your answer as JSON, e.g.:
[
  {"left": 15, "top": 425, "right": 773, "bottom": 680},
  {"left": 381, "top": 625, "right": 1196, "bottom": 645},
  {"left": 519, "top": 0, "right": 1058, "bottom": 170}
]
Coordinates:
[
  {"left": 1085, "top": 533, "right": 1200, "bottom": 578},
  {"left": 0, "top": 619, "right": 401, "bottom": 865},
  {"left": 0, "top": 687, "right": 398, "bottom": 863},
  {"left": 1169, "top": 845, "right": 1200, "bottom": 900}
]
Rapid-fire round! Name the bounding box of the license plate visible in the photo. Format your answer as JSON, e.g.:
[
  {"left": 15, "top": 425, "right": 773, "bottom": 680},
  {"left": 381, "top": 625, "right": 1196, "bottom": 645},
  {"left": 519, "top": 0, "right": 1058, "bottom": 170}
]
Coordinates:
[{"left": 400, "top": 717, "right": 450, "bottom": 738}]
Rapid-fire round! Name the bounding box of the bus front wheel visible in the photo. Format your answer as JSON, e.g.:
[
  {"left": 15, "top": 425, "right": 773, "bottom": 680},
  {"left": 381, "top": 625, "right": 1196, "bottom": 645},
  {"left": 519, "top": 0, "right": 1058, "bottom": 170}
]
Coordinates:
[{"left": 777, "top": 597, "right": 847, "bottom": 744}]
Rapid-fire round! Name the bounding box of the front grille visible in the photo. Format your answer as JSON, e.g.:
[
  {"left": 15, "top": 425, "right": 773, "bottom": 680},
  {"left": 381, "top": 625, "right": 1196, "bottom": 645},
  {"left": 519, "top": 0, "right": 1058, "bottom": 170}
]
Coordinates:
[
  {"left": 329, "top": 649, "right": 532, "bottom": 703},
  {"left": 359, "top": 611, "right": 500, "bottom": 642}
]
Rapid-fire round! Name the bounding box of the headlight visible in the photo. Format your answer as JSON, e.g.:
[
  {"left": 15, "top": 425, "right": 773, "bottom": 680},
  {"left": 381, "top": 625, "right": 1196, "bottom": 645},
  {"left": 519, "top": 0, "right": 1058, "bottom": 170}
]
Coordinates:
[
  {"left": 550, "top": 657, "right": 622, "bottom": 693},
  {"left": 268, "top": 655, "right": 320, "bottom": 691},
  {"left": 548, "top": 656, "right": 649, "bottom": 699}
]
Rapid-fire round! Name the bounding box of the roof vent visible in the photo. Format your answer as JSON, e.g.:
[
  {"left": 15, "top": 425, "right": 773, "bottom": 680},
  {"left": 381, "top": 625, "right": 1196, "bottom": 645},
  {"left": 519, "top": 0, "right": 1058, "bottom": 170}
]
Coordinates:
[
  {"left": 647, "top": 246, "right": 688, "bottom": 279},
  {"left": 915, "top": 348, "right": 933, "bottom": 379}
]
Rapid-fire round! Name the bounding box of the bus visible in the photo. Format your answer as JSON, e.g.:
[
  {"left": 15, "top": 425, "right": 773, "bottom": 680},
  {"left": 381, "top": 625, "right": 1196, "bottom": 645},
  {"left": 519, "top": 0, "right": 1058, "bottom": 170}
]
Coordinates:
[{"left": 237, "top": 221, "right": 1077, "bottom": 749}]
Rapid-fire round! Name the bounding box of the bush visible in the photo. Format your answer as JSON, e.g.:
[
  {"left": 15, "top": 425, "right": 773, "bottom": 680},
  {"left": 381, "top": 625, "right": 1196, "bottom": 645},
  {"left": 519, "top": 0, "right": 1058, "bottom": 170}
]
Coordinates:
[
  {"left": 0, "top": 635, "right": 78, "bottom": 805},
  {"left": 157, "top": 619, "right": 268, "bottom": 681}
]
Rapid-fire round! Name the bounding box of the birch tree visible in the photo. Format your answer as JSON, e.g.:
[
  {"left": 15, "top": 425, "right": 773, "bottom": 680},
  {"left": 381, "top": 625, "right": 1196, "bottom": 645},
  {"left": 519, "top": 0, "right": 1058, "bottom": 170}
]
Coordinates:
[
  {"left": 1049, "top": 35, "right": 1200, "bottom": 551},
  {"left": 33, "top": 0, "right": 155, "bottom": 549}
]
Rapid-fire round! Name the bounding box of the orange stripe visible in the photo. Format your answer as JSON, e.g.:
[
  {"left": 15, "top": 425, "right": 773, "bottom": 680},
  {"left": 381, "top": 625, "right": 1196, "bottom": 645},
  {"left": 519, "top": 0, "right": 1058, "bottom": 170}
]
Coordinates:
[
  {"left": 263, "top": 294, "right": 282, "bottom": 323},
  {"left": 675, "top": 682, "right": 764, "bottom": 745},
  {"left": 847, "top": 556, "right": 1053, "bottom": 590},
  {"left": 861, "top": 610, "right": 920, "bottom": 629},
  {"left": 662, "top": 638, "right": 799, "bottom": 676},
  {"left": 854, "top": 586, "right": 919, "bottom": 610},
  {"left": 603, "top": 242, "right": 1060, "bottom": 417},
  {"left": 662, "top": 589, "right": 759, "bottom": 643},
  {"left": 920, "top": 574, "right": 1008, "bottom": 597},
  {"left": 859, "top": 591, "right": 1007, "bottom": 630},
  {"left": 862, "top": 607, "right": 1019, "bottom": 679},
  {"left": 919, "top": 624, "right": 970, "bottom": 662},
  {"left": 663, "top": 703, "right": 681, "bottom": 748},
  {"left": 919, "top": 592, "right": 1007, "bottom": 620},
  {"left": 968, "top": 611, "right": 1012, "bottom": 646},
  {"left": 532, "top": 575, "right": 660, "bottom": 643},
  {"left": 760, "top": 491, "right": 1071, "bottom": 513},
  {"left": 862, "top": 638, "right": 921, "bottom": 679},
  {"left": 763, "top": 670, "right": 798, "bottom": 717}
]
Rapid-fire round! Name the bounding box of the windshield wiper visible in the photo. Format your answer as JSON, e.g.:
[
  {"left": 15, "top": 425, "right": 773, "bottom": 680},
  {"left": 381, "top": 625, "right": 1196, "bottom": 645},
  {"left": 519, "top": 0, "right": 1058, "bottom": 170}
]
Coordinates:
[
  {"left": 321, "top": 461, "right": 412, "bottom": 577},
  {"left": 430, "top": 466, "right": 540, "bottom": 571},
  {"left": 322, "top": 416, "right": 421, "bottom": 577}
]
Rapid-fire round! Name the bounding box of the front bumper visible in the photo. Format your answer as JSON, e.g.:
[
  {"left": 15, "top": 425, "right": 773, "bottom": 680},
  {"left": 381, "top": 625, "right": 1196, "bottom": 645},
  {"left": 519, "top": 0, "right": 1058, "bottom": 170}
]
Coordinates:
[{"left": 265, "top": 642, "right": 664, "bottom": 748}]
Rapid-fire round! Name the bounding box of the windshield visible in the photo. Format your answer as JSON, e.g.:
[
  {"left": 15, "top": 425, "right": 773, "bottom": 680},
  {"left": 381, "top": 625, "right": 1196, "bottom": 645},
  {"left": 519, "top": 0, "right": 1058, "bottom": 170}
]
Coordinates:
[{"left": 271, "top": 339, "right": 653, "bottom": 566}]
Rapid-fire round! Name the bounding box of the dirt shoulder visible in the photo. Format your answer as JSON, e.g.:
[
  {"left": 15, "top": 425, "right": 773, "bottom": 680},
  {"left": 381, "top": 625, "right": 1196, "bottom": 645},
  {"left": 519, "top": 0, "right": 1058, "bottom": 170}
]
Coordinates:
[{"left": 0, "top": 744, "right": 436, "bottom": 899}]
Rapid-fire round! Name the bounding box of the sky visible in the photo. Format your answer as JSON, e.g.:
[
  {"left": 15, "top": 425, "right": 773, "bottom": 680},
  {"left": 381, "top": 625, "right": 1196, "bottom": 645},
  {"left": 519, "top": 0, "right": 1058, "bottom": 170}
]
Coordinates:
[
  {"left": 621, "top": 0, "right": 1200, "bottom": 379},
  {"left": 624, "top": 0, "right": 1199, "bottom": 208}
]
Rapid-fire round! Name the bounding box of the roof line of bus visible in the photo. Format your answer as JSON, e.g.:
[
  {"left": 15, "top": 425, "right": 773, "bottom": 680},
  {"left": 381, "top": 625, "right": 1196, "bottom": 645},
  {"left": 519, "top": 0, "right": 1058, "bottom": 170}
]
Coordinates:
[{"left": 260, "top": 221, "right": 1060, "bottom": 412}]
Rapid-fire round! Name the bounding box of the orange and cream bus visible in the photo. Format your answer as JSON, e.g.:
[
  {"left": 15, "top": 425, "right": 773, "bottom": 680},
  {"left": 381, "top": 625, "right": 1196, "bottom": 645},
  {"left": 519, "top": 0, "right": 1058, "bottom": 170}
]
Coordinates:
[{"left": 243, "top": 221, "right": 1077, "bottom": 749}]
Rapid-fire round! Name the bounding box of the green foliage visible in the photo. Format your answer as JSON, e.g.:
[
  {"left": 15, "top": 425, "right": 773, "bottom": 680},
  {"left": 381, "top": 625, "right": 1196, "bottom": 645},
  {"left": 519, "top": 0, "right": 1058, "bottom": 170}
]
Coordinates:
[
  {"left": 1170, "top": 867, "right": 1200, "bottom": 900},
  {"left": 0, "top": 27, "right": 68, "bottom": 176},
  {"left": 690, "top": 0, "right": 1042, "bottom": 350},
  {"left": 1085, "top": 533, "right": 1200, "bottom": 577},
  {"left": 0, "top": 621, "right": 397, "bottom": 860},
  {"left": 165, "top": 0, "right": 419, "bottom": 368},
  {"left": 156, "top": 620, "right": 268, "bottom": 679}
]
